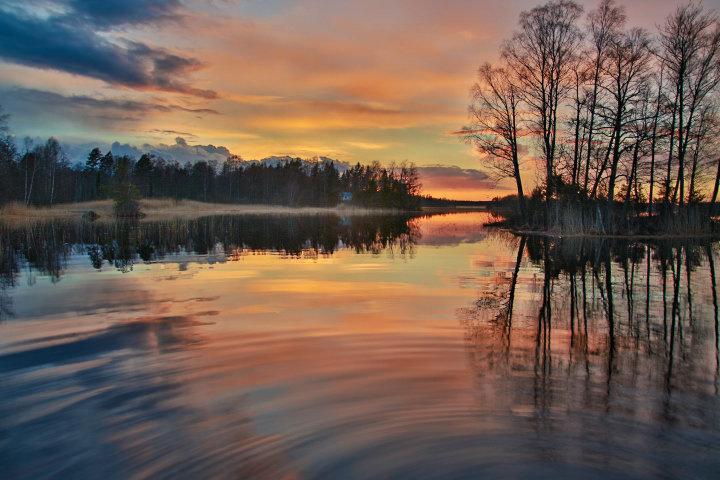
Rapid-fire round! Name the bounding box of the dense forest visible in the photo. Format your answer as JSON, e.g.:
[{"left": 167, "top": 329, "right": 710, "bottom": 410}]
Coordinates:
[
  {"left": 464, "top": 0, "right": 720, "bottom": 234},
  {"left": 0, "top": 118, "right": 421, "bottom": 210}
]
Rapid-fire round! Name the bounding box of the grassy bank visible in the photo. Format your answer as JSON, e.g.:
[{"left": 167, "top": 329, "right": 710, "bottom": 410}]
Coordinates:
[
  {"left": 0, "top": 199, "right": 405, "bottom": 224},
  {"left": 485, "top": 197, "right": 720, "bottom": 239}
]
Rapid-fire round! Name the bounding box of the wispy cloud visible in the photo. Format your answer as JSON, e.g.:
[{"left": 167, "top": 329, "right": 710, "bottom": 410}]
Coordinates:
[
  {"left": 344, "top": 141, "right": 395, "bottom": 150},
  {"left": 1, "top": 87, "right": 218, "bottom": 135},
  {"left": 7, "top": 88, "right": 218, "bottom": 115},
  {"left": 149, "top": 129, "right": 197, "bottom": 137}
]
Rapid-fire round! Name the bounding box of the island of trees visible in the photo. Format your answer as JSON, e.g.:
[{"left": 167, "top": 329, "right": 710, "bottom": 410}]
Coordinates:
[{"left": 464, "top": 0, "right": 720, "bottom": 235}]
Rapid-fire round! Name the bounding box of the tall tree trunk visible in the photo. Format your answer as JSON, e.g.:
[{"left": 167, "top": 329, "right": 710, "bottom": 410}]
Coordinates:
[
  {"left": 50, "top": 162, "right": 56, "bottom": 207},
  {"left": 26, "top": 159, "right": 36, "bottom": 206},
  {"left": 585, "top": 62, "right": 602, "bottom": 193},
  {"left": 511, "top": 99, "right": 527, "bottom": 221},
  {"left": 572, "top": 71, "right": 582, "bottom": 187},
  {"left": 677, "top": 70, "right": 686, "bottom": 207},
  {"left": 622, "top": 140, "right": 640, "bottom": 226},
  {"left": 591, "top": 136, "right": 614, "bottom": 200},
  {"left": 513, "top": 154, "right": 527, "bottom": 221},
  {"left": 711, "top": 157, "right": 720, "bottom": 216},
  {"left": 648, "top": 68, "right": 663, "bottom": 215},
  {"left": 687, "top": 108, "right": 706, "bottom": 204},
  {"left": 607, "top": 112, "right": 623, "bottom": 230},
  {"left": 663, "top": 90, "right": 679, "bottom": 205}
]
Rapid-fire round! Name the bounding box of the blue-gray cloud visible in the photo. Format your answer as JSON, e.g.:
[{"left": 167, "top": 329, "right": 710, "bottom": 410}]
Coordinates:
[
  {"left": 0, "top": 1, "right": 215, "bottom": 98},
  {"left": 7, "top": 88, "right": 218, "bottom": 115},
  {"left": 1, "top": 88, "right": 218, "bottom": 133},
  {"left": 64, "top": 0, "right": 183, "bottom": 28}
]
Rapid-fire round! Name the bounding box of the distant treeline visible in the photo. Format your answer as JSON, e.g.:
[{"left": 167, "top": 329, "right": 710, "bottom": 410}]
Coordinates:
[
  {"left": 0, "top": 131, "right": 421, "bottom": 210},
  {"left": 418, "top": 196, "right": 490, "bottom": 209}
]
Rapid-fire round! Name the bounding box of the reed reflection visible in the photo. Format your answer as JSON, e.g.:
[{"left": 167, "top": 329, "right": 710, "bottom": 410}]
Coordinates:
[{"left": 460, "top": 235, "right": 720, "bottom": 429}]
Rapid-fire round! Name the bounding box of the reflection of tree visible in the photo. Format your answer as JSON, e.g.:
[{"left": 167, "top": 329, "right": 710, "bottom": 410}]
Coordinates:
[
  {"left": 0, "top": 222, "right": 75, "bottom": 318},
  {"left": 534, "top": 239, "right": 553, "bottom": 419},
  {"left": 707, "top": 245, "right": 719, "bottom": 393},
  {"left": 0, "top": 236, "right": 18, "bottom": 319},
  {"left": 459, "top": 236, "right": 526, "bottom": 370},
  {"left": 461, "top": 233, "right": 720, "bottom": 430},
  {"left": 0, "top": 213, "right": 424, "bottom": 292}
]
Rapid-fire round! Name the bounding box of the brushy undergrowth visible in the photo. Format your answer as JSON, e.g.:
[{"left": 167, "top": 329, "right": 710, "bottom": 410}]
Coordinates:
[{"left": 487, "top": 195, "right": 719, "bottom": 237}]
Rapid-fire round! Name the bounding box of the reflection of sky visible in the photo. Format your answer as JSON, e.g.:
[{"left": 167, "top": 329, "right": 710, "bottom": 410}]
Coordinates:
[{"left": 1, "top": 212, "right": 720, "bottom": 478}]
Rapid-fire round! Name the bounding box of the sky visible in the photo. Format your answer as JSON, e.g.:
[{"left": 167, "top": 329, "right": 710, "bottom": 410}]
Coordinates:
[{"left": 1, "top": 0, "right": 717, "bottom": 200}]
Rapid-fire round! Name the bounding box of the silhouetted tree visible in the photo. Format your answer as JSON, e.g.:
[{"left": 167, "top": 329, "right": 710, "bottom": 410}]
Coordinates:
[
  {"left": 503, "top": 0, "right": 584, "bottom": 222},
  {"left": 465, "top": 62, "right": 527, "bottom": 219}
]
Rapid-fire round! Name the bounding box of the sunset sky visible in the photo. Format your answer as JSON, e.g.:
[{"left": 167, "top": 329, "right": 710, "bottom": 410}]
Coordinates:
[{"left": 0, "top": 0, "right": 712, "bottom": 200}]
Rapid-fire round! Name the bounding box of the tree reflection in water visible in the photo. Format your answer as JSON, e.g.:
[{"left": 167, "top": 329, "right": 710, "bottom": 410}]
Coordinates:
[
  {"left": 460, "top": 234, "right": 720, "bottom": 430},
  {"left": 0, "top": 214, "right": 423, "bottom": 319}
]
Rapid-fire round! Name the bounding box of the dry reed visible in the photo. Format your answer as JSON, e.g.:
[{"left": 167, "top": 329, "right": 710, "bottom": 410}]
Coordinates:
[{"left": 0, "top": 199, "right": 399, "bottom": 225}]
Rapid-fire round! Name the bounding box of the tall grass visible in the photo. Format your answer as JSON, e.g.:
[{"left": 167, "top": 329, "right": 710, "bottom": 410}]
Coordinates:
[
  {"left": 0, "top": 199, "right": 401, "bottom": 225},
  {"left": 487, "top": 196, "right": 718, "bottom": 237}
]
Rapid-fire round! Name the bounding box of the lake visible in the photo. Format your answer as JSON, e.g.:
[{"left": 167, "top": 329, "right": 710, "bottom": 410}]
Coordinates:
[{"left": 1, "top": 212, "right": 719, "bottom": 479}]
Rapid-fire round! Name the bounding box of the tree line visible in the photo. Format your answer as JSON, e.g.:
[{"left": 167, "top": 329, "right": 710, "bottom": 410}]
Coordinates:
[
  {"left": 0, "top": 121, "right": 421, "bottom": 210},
  {"left": 465, "top": 0, "right": 720, "bottom": 233}
]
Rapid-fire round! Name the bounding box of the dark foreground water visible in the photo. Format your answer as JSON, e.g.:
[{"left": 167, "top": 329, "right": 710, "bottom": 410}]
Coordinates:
[{"left": 1, "top": 212, "right": 719, "bottom": 479}]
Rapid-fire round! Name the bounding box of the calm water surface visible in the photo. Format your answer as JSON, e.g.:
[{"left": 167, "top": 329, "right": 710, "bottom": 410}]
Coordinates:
[{"left": 1, "top": 212, "right": 719, "bottom": 479}]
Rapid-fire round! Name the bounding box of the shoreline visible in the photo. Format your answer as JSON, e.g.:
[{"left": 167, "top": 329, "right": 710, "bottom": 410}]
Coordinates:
[
  {"left": 484, "top": 222, "right": 720, "bottom": 241},
  {"left": 0, "top": 199, "right": 414, "bottom": 224},
  {"left": 0, "top": 200, "right": 491, "bottom": 224},
  {"left": 508, "top": 229, "right": 719, "bottom": 240}
]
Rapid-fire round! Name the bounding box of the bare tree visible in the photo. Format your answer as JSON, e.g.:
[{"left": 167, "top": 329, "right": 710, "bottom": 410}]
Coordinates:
[
  {"left": 647, "top": 61, "right": 666, "bottom": 213},
  {"left": 621, "top": 77, "right": 654, "bottom": 222},
  {"left": 0, "top": 106, "right": 17, "bottom": 205},
  {"left": 584, "top": 0, "right": 627, "bottom": 192},
  {"left": 711, "top": 151, "right": 720, "bottom": 212},
  {"left": 659, "top": 4, "right": 720, "bottom": 206},
  {"left": 687, "top": 105, "right": 716, "bottom": 203},
  {"left": 22, "top": 138, "right": 37, "bottom": 206},
  {"left": 44, "top": 138, "right": 61, "bottom": 206},
  {"left": 503, "top": 0, "right": 584, "bottom": 223},
  {"left": 568, "top": 55, "right": 591, "bottom": 188},
  {"left": 597, "top": 27, "right": 652, "bottom": 224},
  {"left": 464, "top": 62, "right": 527, "bottom": 218}
]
